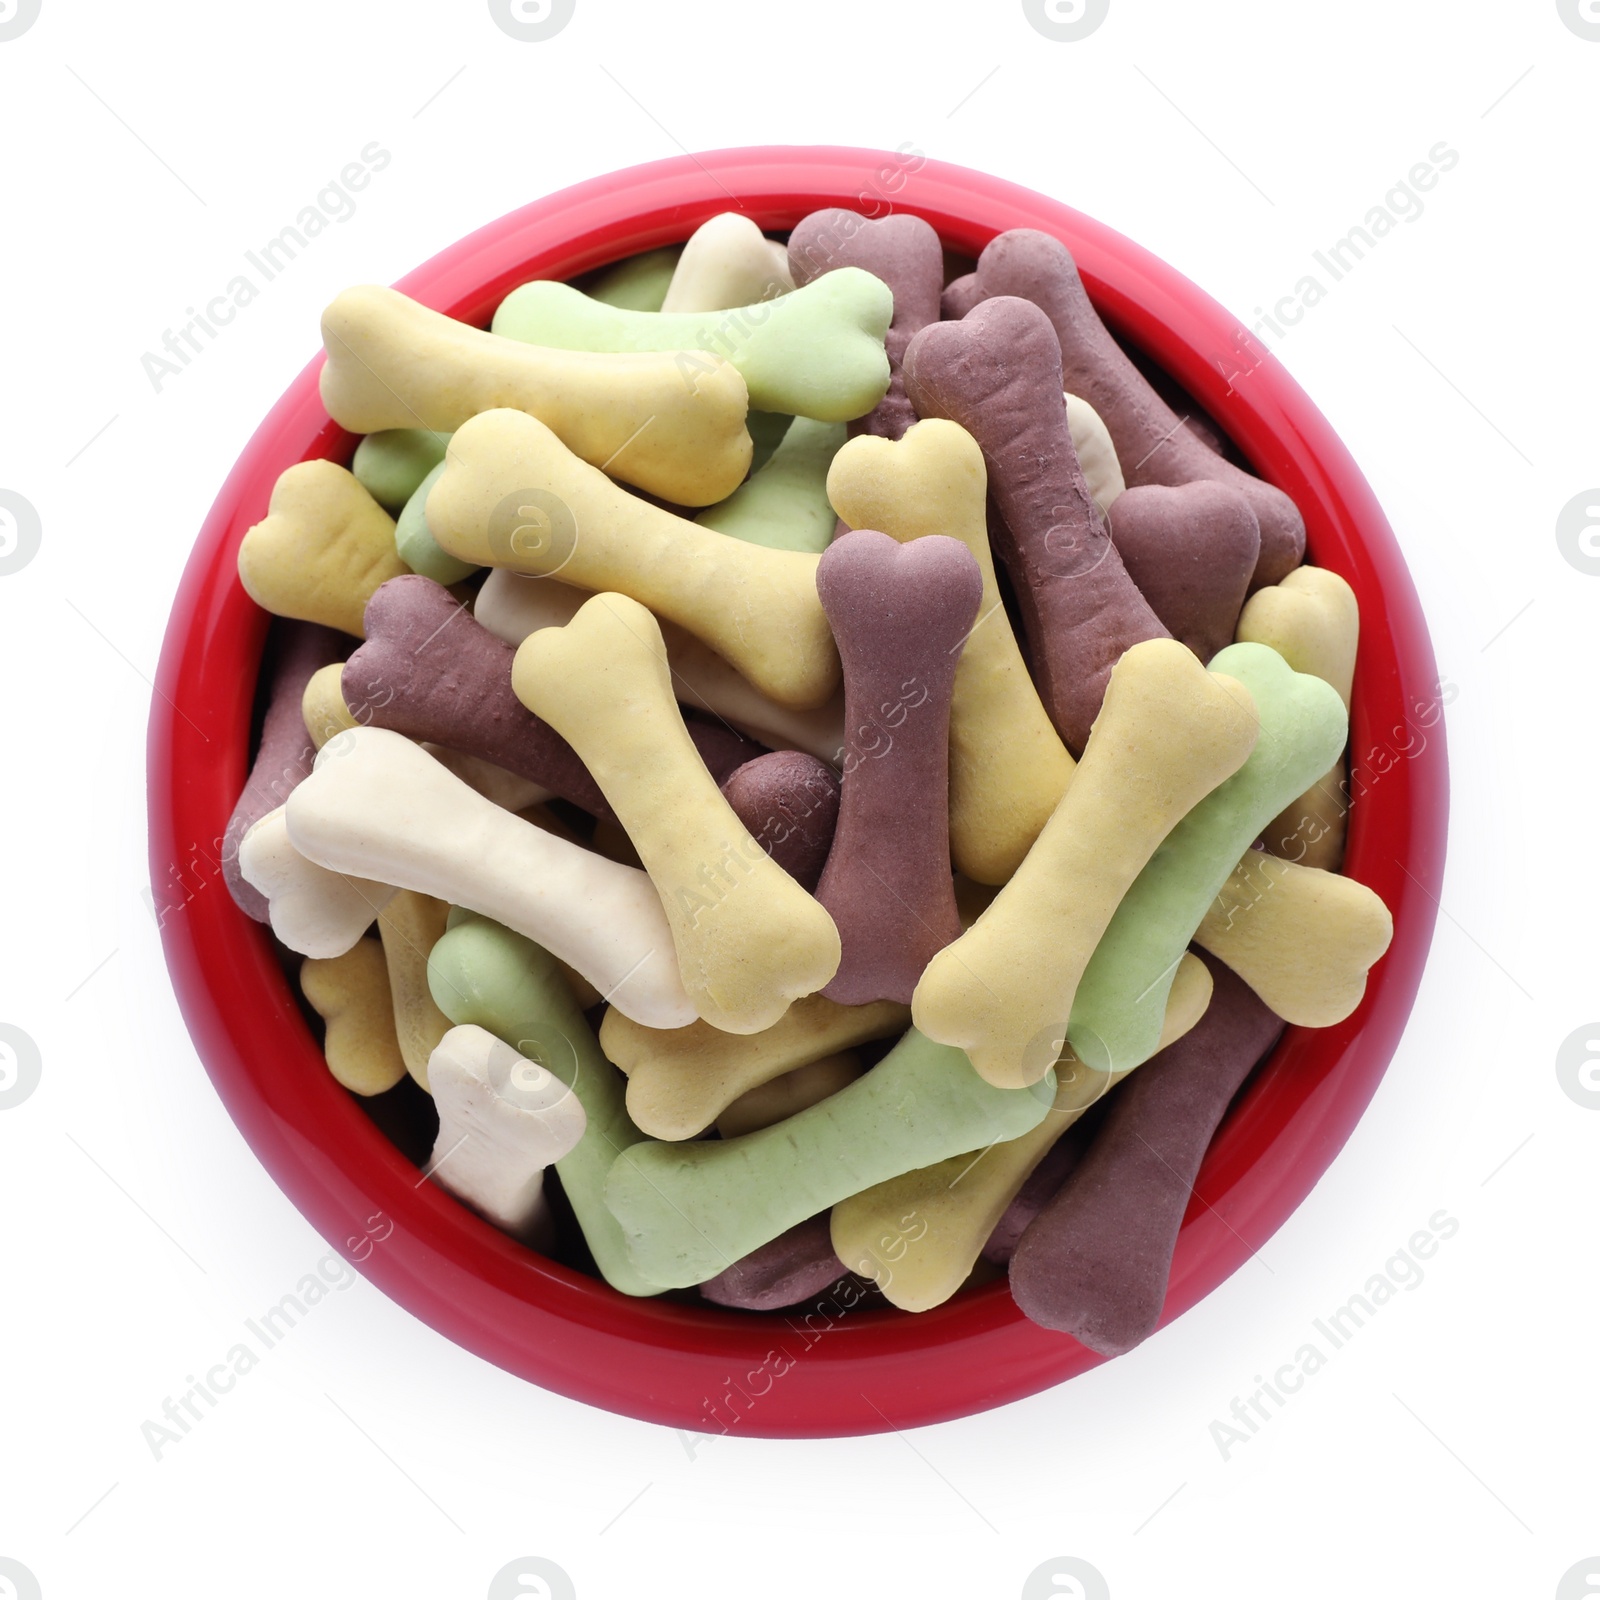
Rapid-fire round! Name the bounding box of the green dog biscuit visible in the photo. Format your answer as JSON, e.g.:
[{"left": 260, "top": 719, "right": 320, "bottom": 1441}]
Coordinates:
[
  {"left": 427, "top": 918, "right": 659, "bottom": 1297},
  {"left": 695, "top": 416, "right": 846, "bottom": 553},
  {"left": 352, "top": 428, "right": 452, "bottom": 512},
  {"left": 604, "top": 1027, "right": 1053, "bottom": 1288},
  {"left": 492, "top": 269, "right": 894, "bottom": 422},
  {"left": 1067, "top": 642, "right": 1347, "bottom": 1073},
  {"left": 584, "top": 246, "right": 681, "bottom": 312},
  {"left": 393, "top": 461, "right": 477, "bottom": 586}
]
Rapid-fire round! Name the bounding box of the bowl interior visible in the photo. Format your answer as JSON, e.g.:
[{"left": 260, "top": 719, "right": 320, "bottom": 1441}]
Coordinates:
[{"left": 149, "top": 147, "right": 1447, "bottom": 1438}]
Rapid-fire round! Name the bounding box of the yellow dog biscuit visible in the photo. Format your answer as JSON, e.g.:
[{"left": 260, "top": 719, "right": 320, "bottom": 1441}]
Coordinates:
[
  {"left": 599, "top": 994, "right": 908, "bottom": 1141},
  {"left": 429, "top": 409, "right": 840, "bottom": 711},
  {"left": 827, "top": 419, "right": 1075, "bottom": 884},
  {"left": 912, "top": 638, "right": 1258, "bottom": 1087},
  {"left": 1195, "top": 851, "right": 1393, "bottom": 1025},
  {"left": 513, "top": 593, "right": 841, "bottom": 1034},
  {"left": 376, "top": 890, "right": 454, "bottom": 1089},
  {"left": 715, "top": 1051, "right": 863, "bottom": 1139},
  {"left": 238, "top": 461, "right": 408, "bottom": 638},
  {"left": 318, "top": 284, "right": 751, "bottom": 507},
  {"left": 300, "top": 938, "right": 409, "bottom": 1096}
]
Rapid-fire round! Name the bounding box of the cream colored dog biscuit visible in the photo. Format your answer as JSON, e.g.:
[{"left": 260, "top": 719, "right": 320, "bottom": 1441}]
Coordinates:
[
  {"left": 1065, "top": 392, "right": 1125, "bottom": 514},
  {"left": 428, "top": 410, "right": 840, "bottom": 710},
  {"left": 1195, "top": 850, "right": 1393, "bottom": 1025},
  {"left": 1238, "top": 566, "right": 1360, "bottom": 872},
  {"left": 660, "top": 212, "right": 793, "bottom": 313},
  {"left": 285, "top": 727, "right": 695, "bottom": 1028},
  {"left": 377, "top": 890, "right": 454, "bottom": 1088},
  {"left": 301, "top": 939, "right": 408, "bottom": 1096},
  {"left": 425, "top": 1024, "right": 588, "bottom": 1246},
  {"left": 600, "top": 994, "right": 909, "bottom": 1140},
  {"left": 827, "top": 419, "right": 1075, "bottom": 884},
  {"left": 513, "top": 593, "right": 841, "bottom": 1034},
  {"left": 318, "top": 284, "right": 751, "bottom": 507},
  {"left": 238, "top": 461, "right": 408, "bottom": 638},
  {"left": 913, "top": 639, "right": 1259, "bottom": 1087},
  {"left": 238, "top": 806, "right": 395, "bottom": 957},
  {"left": 475, "top": 570, "right": 845, "bottom": 764},
  {"left": 832, "top": 952, "right": 1212, "bottom": 1311}
]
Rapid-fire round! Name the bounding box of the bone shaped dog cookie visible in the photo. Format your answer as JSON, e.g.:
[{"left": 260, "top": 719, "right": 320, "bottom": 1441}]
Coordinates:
[
  {"left": 1009, "top": 952, "right": 1286, "bottom": 1352},
  {"left": 237, "top": 461, "right": 409, "bottom": 639},
  {"left": 238, "top": 806, "right": 397, "bottom": 957},
  {"left": 834, "top": 951, "right": 1213, "bottom": 1311},
  {"left": 697, "top": 1214, "right": 850, "bottom": 1312},
  {"left": 660, "top": 212, "right": 793, "bottom": 313},
  {"left": 425, "top": 1024, "right": 587, "bottom": 1247},
  {"left": 904, "top": 296, "right": 1170, "bottom": 752},
  {"left": 694, "top": 416, "right": 846, "bottom": 554},
  {"left": 719, "top": 750, "right": 840, "bottom": 892},
  {"left": 376, "top": 890, "right": 454, "bottom": 1088},
  {"left": 913, "top": 640, "right": 1258, "bottom": 1087},
  {"left": 1065, "top": 393, "right": 1126, "bottom": 514},
  {"left": 827, "top": 419, "right": 1076, "bottom": 884},
  {"left": 427, "top": 409, "right": 840, "bottom": 710},
  {"left": 473, "top": 569, "right": 846, "bottom": 764},
  {"left": 286, "top": 727, "right": 695, "bottom": 1028},
  {"left": 1108, "top": 482, "right": 1262, "bottom": 663},
  {"left": 604, "top": 1026, "right": 1054, "bottom": 1288},
  {"left": 352, "top": 427, "right": 451, "bottom": 512},
  {"left": 1238, "top": 565, "right": 1360, "bottom": 871},
  {"left": 512, "top": 593, "right": 841, "bottom": 1034},
  {"left": 714, "top": 1050, "right": 863, "bottom": 1138},
  {"left": 813, "top": 530, "right": 983, "bottom": 1004},
  {"left": 319, "top": 285, "right": 751, "bottom": 507},
  {"left": 599, "top": 992, "right": 908, "bottom": 1141},
  {"left": 341, "top": 575, "right": 612, "bottom": 818},
  {"left": 426, "top": 918, "right": 657, "bottom": 1296},
  {"left": 788, "top": 209, "right": 945, "bottom": 440},
  {"left": 966, "top": 229, "right": 1306, "bottom": 587},
  {"left": 300, "top": 938, "right": 409, "bottom": 1096},
  {"left": 1195, "top": 849, "right": 1393, "bottom": 1025},
  {"left": 492, "top": 267, "right": 892, "bottom": 422},
  {"left": 1068, "top": 643, "right": 1347, "bottom": 1072},
  {"left": 224, "top": 621, "right": 346, "bottom": 920}
]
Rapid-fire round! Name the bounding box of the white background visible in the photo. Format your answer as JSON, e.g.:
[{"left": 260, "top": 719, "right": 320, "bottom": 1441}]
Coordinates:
[{"left": 2, "top": 1, "right": 1595, "bottom": 1596}]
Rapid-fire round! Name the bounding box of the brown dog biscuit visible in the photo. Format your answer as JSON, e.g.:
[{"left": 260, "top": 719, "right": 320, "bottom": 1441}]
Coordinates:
[
  {"left": 223, "top": 621, "right": 347, "bottom": 921},
  {"left": 904, "top": 296, "right": 1169, "bottom": 751},
  {"left": 789, "top": 210, "right": 944, "bottom": 442},
  {"left": 941, "top": 272, "right": 983, "bottom": 321},
  {"left": 979, "top": 1099, "right": 1106, "bottom": 1267},
  {"left": 698, "top": 1213, "right": 849, "bottom": 1312},
  {"left": 814, "top": 530, "right": 980, "bottom": 1004},
  {"left": 1108, "top": 482, "right": 1261, "bottom": 662},
  {"left": 681, "top": 711, "right": 768, "bottom": 786},
  {"left": 969, "top": 229, "right": 1304, "bottom": 587},
  {"left": 1008, "top": 951, "right": 1285, "bottom": 1354},
  {"left": 342, "top": 575, "right": 613, "bottom": 817},
  {"left": 720, "top": 750, "right": 841, "bottom": 891}
]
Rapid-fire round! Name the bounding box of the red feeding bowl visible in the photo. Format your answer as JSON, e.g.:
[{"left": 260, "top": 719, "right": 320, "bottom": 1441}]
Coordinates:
[{"left": 148, "top": 147, "right": 1448, "bottom": 1437}]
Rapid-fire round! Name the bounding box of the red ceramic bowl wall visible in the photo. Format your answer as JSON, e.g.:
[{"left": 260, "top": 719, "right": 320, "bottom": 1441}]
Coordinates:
[{"left": 148, "top": 147, "right": 1448, "bottom": 1438}]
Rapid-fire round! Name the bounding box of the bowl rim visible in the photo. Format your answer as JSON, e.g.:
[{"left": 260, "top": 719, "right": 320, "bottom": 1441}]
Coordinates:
[{"left": 148, "top": 144, "right": 1448, "bottom": 1439}]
